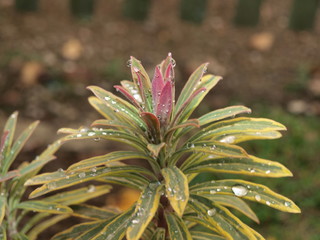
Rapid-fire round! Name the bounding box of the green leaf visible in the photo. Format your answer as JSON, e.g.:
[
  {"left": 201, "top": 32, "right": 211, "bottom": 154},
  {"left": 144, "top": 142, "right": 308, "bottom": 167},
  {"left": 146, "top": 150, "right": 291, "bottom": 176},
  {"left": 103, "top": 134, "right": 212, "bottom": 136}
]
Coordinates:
[
  {"left": 190, "top": 231, "right": 225, "bottom": 240},
  {"left": 173, "top": 74, "right": 221, "bottom": 125},
  {"left": 175, "top": 63, "right": 208, "bottom": 112},
  {"left": 19, "top": 155, "right": 56, "bottom": 177},
  {"left": 164, "top": 211, "right": 192, "bottom": 240},
  {"left": 126, "top": 182, "right": 163, "bottom": 240},
  {"left": 1, "top": 112, "right": 18, "bottom": 167},
  {"left": 189, "top": 196, "right": 256, "bottom": 240},
  {"left": 201, "top": 194, "right": 259, "bottom": 223},
  {"left": 70, "top": 204, "right": 116, "bottom": 220},
  {"left": 199, "top": 106, "right": 252, "bottom": 126},
  {"left": 51, "top": 221, "right": 102, "bottom": 240},
  {"left": 88, "top": 86, "right": 147, "bottom": 131},
  {"left": 183, "top": 155, "right": 293, "bottom": 177},
  {"left": 28, "top": 165, "right": 154, "bottom": 198},
  {"left": 67, "top": 151, "right": 154, "bottom": 172},
  {"left": 16, "top": 200, "right": 72, "bottom": 214},
  {"left": 88, "top": 96, "right": 117, "bottom": 120},
  {"left": 0, "top": 170, "right": 19, "bottom": 183},
  {"left": 150, "top": 228, "right": 165, "bottom": 240},
  {"left": 190, "top": 117, "right": 286, "bottom": 143},
  {"left": 27, "top": 215, "right": 68, "bottom": 240},
  {"left": 98, "top": 173, "right": 149, "bottom": 190},
  {"left": 0, "top": 225, "right": 6, "bottom": 240},
  {"left": 91, "top": 119, "right": 137, "bottom": 132},
  {"left": 130, "top": 56, "right": 153, "bottom": 112},
  {"left": 0, "top": 196, "right": 6, "bottom": 225},
  {"left": 88, "top": 206, "right": 135, "bottom": 240},
  {"left": 60, "top": 128, "right": 147, "bottom": 152},
  {"left": 43, "top": 185, "right": 112, "bottom": 205},
  {"left": 161, "top": 166, "right": 189, "bottom": 217},
  {"left": 2, "top": 120, "right": 39, "bottom": 173},
  {"left": 190, "top": 179, "right": 301, "bottom": 213},
  {"left": 173, "top": 141, "right": 248, "bottom": 165}
]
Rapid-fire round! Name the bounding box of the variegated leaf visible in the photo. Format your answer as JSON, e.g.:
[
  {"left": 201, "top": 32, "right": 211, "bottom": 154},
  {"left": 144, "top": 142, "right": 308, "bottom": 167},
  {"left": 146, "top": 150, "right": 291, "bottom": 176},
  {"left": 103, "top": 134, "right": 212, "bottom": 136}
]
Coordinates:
[
  {"left": 190, "top": 179, "right": 301, "bottom": 213},
  {"left": 161, "top": 166, "right": 189, "bottom": 217},
  {"left": 189, "top": 196, "right": 256, "bottom": 240},
  {"left": 16, "top": 201, "right": 72, "bottom": 214},
  {"left": 0, "top": 196, "right": 5, "bottom": 225},
  {"left": 183, "top": 155, "right": 292, "bottom": 178},
  {"left": 190, "top": 231, "right": 225, "bottom": 240},
  {"left": 126, "top": 182, "right": 163, "bottom": 240},
  {"left": 43, "top": 185, "right": 112, "bottom": 205},
  {"left": 165, "top": 211, "right": 192, "bottom": 240}
]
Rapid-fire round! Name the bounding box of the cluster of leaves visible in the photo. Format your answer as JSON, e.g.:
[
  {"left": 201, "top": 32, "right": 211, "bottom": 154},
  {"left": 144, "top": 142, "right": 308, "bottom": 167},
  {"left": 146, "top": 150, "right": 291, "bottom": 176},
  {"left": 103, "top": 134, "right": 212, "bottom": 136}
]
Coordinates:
[
  {"left": 0, "top": 113, "right": 113, "bottom": 240},
  {"left": 21, "top": 54, "right": 300, "bottom": 239}
]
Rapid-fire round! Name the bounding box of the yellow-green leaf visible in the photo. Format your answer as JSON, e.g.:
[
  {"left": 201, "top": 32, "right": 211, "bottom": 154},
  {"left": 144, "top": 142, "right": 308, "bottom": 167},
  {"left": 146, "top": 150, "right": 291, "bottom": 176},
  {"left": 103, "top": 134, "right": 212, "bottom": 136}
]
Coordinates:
[
  {"left": 147, "top": 143, "right": 166, "bottom": 158},
  {"left": 88, "top": 96, "right": 117, "bottom": 120},
  {"left": 67, "top": 151, "right": 152, "bottom": 172},
  {"left": 190, "top": 231, "right": 225, "bottom": 240},
  {"left": 161, "top": 166, "right": 189, "bottom": 217},
  {"left": 51, "top": 221, "right": 102, "bottom": 240},
  {"left": 70, "top": 204, "right": 116, "bottom": 220},
  {"left": 2, "top": 120, "right": 39, "bottom": 173},
  {"left": 184, "top": 155, "right": 292, "bottom": 178},
  {"left": 28, "top": 215, "right": 68, "bottom": 240},
  {"left": 190, "top": 179, "right": 301, "bottom": 213},
  {"left": 150, "top": 228, "right": 165, "bottom": 240},
  {"left": 189, "top": 197, "right": 256, "bottom": 240},
  {"left": 16, "top": 201, "right": 72, "bottom": 214},
  {"left": 190, "top": 117, "right": 286, "bottom": 143},
  {"left": 89, "top": 206, "right": 135, "bottom": 240},
  {"left": 0, "top": 196, "right": 6, "bottom": 225},
  {"left": 200, "top": 195, "right": 259, "bottom": 223},
  {"left": 0, "top": 225, "right": 6, "bottom": 240},
  {"left": 199, "top": 106, "right": 252, "bottom": 126},
  {"left": 43, "top": 185, "right": 112, "bottom": 205},
  {"left": 126, "top": 182, "right": 163, "bottom": 240},
  {"left": 28, "top": 165, "right": 154, "bottom": 198},
  {"left": 165, "top": 211, "right": 192, "bottom": 240}
]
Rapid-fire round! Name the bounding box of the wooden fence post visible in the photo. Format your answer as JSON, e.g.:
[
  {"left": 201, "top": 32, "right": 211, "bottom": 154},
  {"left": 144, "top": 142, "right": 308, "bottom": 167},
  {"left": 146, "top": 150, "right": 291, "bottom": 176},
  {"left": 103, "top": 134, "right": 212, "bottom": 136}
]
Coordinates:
[
  {"left": 70, "top": 0, "right": 95, "bottom": 19},
  {"left": 123, "top": 0, "right": 151, "bottom": 21},
  {"left": 15, "top": 0, "right": 38, "bottom": 12},
  {"left": 234, "top": 0, "right": 263, "bottom": 27},
  {"left": 180, "top": 0, "right": 207, "bottom": 24},
  {"left": 289, "top": 0, "right": 320, "bottom": 31}
]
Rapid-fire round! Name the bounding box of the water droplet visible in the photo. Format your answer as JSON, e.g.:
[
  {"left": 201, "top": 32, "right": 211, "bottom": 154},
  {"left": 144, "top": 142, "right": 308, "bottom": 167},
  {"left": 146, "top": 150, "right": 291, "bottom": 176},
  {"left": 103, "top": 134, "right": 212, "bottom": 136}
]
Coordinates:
[
  {"left": 80, "top": 127, "right": 89, "bottom": 132},
  {"left": 78, "top": 172, "right": 86, "bottom": 178},
  {"left": 203, "top": 66, "right": 208, "bottom": 73},
  {"left": 126, "top": 59, "right": 132, "bottom": 67},
  {"left": 219, "top": 135, "right": 235, "bottom": 144},
  {"left": 91, "top": 167, "right": 97, "bottom": 173},
  {"left": 266, "top": 201, "right": 271, "bottom": 206},
  {"left": 88, "top": 132, "right": 95, "bottom": 137},
  {"left": 133, "top": 67, "right": 139, "bottom": 73},
  {"left": 207, "top": 208, "right": 216, "bottom": 216},
  {"left": 284, "top": 201, "right": 291, "bottom": 207},
  {"left": 76, "top": 133, "right": 82, "bottom": 137},
  {"left": 57, "top": 168, "right": 64, "bottom": 172},
  {"left": 255, "top": 195, "right": 261, "bottom": 201},
  {"left": 231, "top": 185, "right": 248, "bottom": 197},
  {"left": 87, "top": 185, "right": 96, "bottom": 193},
  {"left": 132, "top": 219, "right": 139, "bottom": 224},
  {"left": 104, "top": 96, "right": 110, "bottom": 101},
  {"left": 170, "top": 58, "right": 176, "bottom": 67},
  {"left": 210, "top": 190, "right": 216, "bottom": 194},
  {"left": 111, "top": 100, "right": 116, "bottom": 104},
  {"left": 94, "top": 137, "right": 101, "bottom": 142},
  {"left": 265, "top": 170, "right": 271, "bottom": 174}
]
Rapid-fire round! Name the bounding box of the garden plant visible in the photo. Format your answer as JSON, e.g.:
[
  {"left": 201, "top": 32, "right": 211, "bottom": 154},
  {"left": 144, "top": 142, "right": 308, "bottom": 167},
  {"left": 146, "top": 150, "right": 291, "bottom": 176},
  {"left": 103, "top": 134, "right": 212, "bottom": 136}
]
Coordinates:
[{"left": 1, "top": 54, "right": 300, "bottom": 239}]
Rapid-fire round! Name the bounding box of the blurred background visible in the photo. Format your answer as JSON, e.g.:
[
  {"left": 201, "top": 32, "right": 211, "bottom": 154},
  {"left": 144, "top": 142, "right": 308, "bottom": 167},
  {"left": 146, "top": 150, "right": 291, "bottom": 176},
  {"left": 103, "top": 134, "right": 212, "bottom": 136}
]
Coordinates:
[{"left": 0, "top": 0, "right": 319, "bottom": 239}]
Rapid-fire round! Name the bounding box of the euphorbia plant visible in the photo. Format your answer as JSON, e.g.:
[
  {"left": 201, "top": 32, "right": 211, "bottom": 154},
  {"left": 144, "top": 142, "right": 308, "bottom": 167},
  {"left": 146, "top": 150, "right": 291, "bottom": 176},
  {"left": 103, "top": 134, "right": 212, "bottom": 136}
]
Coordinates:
[{"left": 26, "top": 53, "right": 300, "bottom": 240}]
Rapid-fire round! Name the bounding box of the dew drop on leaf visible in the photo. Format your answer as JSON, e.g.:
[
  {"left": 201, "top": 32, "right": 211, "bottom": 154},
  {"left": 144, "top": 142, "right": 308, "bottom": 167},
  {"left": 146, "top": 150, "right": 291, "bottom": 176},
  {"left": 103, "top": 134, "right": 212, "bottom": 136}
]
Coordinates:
[
  {"left": 207, "top": 208, "right": 216, "bottom": 216},
  {"left": 88, "top": 132, "right": 95, "bottom": 137},
  {"left": 231, "top": 185, "right": 248, "bottom": 197},
  {"left": 266, "top": 201, "right": 271, "bottom": 206},
  {"left": 219, "top": 135, "right": 235, "bottom": 144},
  {"left": 255, "top": 194, "right": 261, "bottom": 201},
  {"left": 78, "top": 172, "right": 86, "bottom": 178},
  {"left": 104, "top": 96, "right": 110, "bottom": 101},
  {"left": 87, "top": 185, "right": 96, "bottom": 193},
  {"left": 284, "top": 201, "right": 291, "bottom": 207},
  {"left": 132, "top": 219, "right": 139, "bottom": 224},
  {"left": 94, "top": 137, "right": 101, "bottom": 142},
  {"left": 210, "top": 190, "right": 216, "bottom": 194},
  {"left": 266, "top": 170, "right": 271, "bottom": 174},
  {"left": 126, "top": 60, "right": 132, "bottom": 67},
  {"left": 47, "top": 182, "right": 57, "bottom": 190},
  {"left": 76, "top": 133, "right": 82, "bottom": 138}
]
